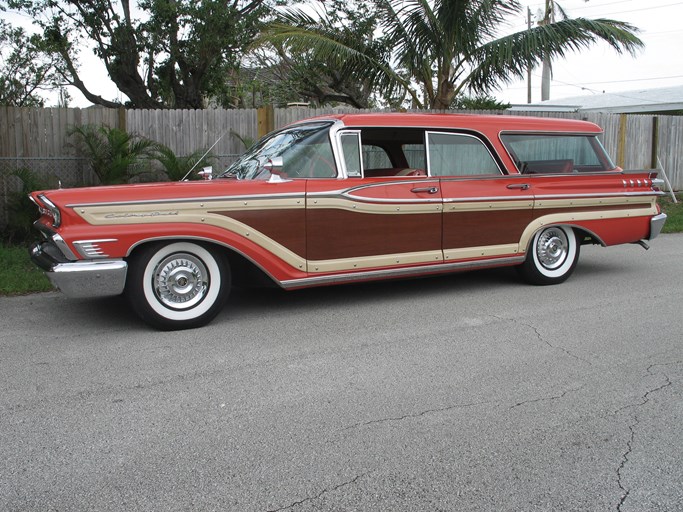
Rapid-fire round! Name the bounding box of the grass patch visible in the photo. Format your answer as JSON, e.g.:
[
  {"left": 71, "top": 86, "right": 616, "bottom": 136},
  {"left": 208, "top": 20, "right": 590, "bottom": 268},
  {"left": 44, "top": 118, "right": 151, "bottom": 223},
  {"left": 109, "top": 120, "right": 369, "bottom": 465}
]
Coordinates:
[
  {"left": 0, "top": 244, "right": 54, "bottom": 295},
  {"left": 659, "top": 193, "right": 683, "bottom": 234}
]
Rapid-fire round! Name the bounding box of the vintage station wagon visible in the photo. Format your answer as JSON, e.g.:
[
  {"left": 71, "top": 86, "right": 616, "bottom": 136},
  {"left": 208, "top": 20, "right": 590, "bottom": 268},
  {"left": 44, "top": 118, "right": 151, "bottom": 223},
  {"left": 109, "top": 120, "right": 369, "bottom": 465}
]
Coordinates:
[{"left": 29, "top": 113, "right": 667, "bottom": 329}]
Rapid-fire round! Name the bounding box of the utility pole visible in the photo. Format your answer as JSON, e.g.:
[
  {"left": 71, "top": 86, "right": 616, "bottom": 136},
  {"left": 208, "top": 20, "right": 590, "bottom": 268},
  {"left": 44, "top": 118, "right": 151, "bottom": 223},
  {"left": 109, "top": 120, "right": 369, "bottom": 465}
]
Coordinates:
[
  {"left": 527, "top": 7, "right": 532, "bottom": 103},
  {"left": 540, "top": 0, "right": 554, "bottom": 101}
]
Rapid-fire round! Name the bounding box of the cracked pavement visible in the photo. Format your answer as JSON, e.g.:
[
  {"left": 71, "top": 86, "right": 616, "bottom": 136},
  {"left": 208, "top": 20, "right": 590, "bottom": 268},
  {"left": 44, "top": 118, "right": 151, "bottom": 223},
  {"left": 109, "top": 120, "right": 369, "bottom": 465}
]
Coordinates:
[{"left": 1, "top": 235, "right": 682, "bottom": 511}]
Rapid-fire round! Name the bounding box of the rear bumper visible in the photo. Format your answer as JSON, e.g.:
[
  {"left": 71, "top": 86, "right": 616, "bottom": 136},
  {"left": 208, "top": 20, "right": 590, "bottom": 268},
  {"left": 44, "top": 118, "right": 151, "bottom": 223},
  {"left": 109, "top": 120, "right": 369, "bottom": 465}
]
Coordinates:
[
  {"left": 648, "top": 213, "right": 667, "bottom": 240},
  {"left": 30, "top": 241, "right": 127, "bottom": 298}
]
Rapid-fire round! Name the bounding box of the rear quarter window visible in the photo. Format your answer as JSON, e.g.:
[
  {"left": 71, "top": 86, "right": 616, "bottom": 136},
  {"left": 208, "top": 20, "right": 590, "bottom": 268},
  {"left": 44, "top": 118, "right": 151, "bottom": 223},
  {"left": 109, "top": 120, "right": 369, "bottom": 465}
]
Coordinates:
[{"left": 501, "top": 133, "right": 615, "bottom": 174}]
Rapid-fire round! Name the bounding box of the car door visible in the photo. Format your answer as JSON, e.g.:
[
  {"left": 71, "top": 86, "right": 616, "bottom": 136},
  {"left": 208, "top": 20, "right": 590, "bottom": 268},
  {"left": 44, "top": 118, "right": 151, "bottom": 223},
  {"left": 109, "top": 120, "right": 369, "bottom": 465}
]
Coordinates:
[
  {"left": 305, "top": 130, "right": 443, "bottom": 274},
  {"left": 428, "top": 131, "right": 534, "bottom": 262}
]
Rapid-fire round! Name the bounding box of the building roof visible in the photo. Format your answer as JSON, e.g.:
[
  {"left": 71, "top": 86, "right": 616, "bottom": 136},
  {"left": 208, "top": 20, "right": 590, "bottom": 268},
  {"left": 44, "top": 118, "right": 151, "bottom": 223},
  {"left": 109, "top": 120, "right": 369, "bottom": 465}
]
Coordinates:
[{"left": 509, "top": 85, "right": 683, "bottom": 114}]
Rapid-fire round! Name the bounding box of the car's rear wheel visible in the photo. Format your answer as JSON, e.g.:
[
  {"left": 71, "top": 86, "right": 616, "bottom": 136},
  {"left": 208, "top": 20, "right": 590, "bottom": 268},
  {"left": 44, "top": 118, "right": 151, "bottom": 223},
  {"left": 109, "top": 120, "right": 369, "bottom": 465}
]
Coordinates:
[
  {"left": 126, "top": 242, "right": 230, "bottom": 330},
  {"left": 518, "top": 225, "right": 580, "bottom": 285}
]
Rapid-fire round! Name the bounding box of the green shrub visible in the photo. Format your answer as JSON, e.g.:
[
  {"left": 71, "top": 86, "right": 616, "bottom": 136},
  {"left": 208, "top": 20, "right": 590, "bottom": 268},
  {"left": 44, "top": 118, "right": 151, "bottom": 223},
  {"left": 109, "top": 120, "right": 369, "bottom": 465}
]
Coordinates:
[
  {"left": 152, "top": 145, "right": 215, "bottom": 181},
  {"left": 69, "top": 125, "right": 157, "bottom": 184}
]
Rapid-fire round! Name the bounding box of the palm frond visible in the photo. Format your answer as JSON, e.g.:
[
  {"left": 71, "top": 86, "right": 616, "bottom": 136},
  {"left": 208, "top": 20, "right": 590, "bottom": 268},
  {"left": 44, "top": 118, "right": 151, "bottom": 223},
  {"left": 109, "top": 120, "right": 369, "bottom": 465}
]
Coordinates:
[{"left": 462, "top": 17, "right": 643, "bottom": 94}]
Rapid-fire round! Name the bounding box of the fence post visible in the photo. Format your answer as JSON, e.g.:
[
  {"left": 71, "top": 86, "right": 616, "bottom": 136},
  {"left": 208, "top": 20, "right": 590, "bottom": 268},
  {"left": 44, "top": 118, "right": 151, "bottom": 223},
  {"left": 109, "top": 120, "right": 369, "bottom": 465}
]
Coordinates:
[
  {"left": 257, "top": 105, "right": 274, "bottom": 138},
  {"left": 118, "top": 107, "right": 126, "bottom": 132},
  {"left": 616, "top": 113, "right": 627, "bottom": 168},
  {"left": 651, "top": 116, "right": 659, "bottom": 169}
]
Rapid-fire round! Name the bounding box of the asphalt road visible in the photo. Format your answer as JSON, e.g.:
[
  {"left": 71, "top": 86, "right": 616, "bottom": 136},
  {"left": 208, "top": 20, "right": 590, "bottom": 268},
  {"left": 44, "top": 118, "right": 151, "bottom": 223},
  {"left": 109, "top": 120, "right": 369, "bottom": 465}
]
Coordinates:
[{"left": 1, "top": 235, "right": 682, "bottom": 512}]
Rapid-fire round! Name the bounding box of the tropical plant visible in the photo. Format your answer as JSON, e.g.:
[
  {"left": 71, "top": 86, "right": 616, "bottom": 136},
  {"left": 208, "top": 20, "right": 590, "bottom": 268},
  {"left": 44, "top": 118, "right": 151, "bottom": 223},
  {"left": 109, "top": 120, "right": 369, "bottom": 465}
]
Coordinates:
[
  {"left": 252, "top": 0, "right": 393, "bottom": 108},
  {"left": 69, "top": 125, "right": 157, "bottom": 185},
  {"left": 262, "top": 0, "right": 643, "bottom": 109},
  {"left": 152, "top": 145, "right": 215, "bottom": 181}
]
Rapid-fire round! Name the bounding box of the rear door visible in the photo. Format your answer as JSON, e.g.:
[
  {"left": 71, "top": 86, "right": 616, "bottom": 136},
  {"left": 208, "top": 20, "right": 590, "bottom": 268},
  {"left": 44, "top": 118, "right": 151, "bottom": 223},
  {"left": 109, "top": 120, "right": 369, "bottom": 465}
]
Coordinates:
[{"left": 428, "top": 131, "right": 534, "bottom": 262}]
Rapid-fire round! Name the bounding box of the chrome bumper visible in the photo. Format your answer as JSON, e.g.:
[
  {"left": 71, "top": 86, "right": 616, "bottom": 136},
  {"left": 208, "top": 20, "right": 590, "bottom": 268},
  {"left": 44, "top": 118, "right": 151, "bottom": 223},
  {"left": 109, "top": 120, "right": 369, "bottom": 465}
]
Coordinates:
[
  {"left": 30, "top": 241, "right": 127, "bottom": 298},
  {"left": 648, "top": 213, "right": 667, "bottom": 240}
]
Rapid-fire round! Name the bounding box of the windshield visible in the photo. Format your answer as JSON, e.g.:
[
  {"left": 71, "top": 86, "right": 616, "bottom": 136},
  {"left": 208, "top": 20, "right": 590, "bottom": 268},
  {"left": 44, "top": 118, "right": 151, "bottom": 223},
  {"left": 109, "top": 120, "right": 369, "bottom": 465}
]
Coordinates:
[{"left": 219, "top": 122, "right": 337, "bottom": 180}]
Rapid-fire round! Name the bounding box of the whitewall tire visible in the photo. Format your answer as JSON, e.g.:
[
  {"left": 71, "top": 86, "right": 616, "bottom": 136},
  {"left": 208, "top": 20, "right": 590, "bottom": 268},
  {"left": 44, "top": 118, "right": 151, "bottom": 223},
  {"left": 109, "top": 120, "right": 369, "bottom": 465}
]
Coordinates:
[
  {"left": 126, "top": 242, "right": 230, "bottom": 330},
  {"left": 519, "top": 226, "right": 580, "bottom": 285}
]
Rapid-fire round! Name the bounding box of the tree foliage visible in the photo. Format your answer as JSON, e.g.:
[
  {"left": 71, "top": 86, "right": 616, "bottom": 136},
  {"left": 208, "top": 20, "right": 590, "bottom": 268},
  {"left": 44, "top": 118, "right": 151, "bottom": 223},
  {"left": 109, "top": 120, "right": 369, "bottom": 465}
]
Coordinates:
[
  {"left": 0, "top": 20, "right": 63, "bottom": 106},
  {"left": 264, "top": 0, "right": 644, "bottom": 109},
  {"left": 253, "top": 0, "right": 395, "bottom": 108},
  {"left": 2, "top": 0, "right": 277, "bottom": 108}
]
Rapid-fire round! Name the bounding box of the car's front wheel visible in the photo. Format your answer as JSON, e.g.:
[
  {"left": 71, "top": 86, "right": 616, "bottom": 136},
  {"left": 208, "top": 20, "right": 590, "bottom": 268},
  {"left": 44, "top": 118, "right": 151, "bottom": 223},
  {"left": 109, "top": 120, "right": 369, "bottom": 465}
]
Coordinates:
[
  {"left": 518, "top": 225, "right": 580, "bottom": 285},
  {"left": 126, "top": 242, "right": 230, "bottom": 330}
]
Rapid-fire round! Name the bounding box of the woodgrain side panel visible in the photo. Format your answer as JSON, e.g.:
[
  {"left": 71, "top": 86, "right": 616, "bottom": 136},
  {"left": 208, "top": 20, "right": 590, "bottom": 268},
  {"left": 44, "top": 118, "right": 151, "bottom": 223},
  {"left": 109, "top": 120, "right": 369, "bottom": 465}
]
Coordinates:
[
  {"left": 443, "top": 210, "right": 531, "bottom": 249},
  {"left": 214, "top": 209, "right": 306, "bottom": 258},
  {"left": 307, "top": 209, "right": 442, "bottom": 260}
]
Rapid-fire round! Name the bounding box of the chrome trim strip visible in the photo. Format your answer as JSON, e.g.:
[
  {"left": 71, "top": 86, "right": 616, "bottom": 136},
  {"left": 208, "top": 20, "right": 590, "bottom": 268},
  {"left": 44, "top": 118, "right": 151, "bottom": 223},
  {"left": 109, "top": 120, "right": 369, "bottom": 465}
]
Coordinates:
[
  {"left": 443, "top": 195, "right": 535, "bottom": 203},
  {"left": 73, "top": 239, "right": 118, "bottom": 259},
  {"left": 648, "top": 213, "right": 667, "bottom": 240},
  {"left": 52, "top": 233, "right": 78, "bottom": 261},
  {"left": 280, "top": 256, "right": 525, "bottom": 289},
  {"left": 67, "top": 192, "right": 306, "bottom": 209},
  {"left": 532, "top": 191, "right": 663, "bottom": 200}
]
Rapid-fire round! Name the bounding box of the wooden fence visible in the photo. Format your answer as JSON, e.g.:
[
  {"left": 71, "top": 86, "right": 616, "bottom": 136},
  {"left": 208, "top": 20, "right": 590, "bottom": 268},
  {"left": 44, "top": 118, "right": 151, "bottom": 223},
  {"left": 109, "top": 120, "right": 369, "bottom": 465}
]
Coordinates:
[{"left": 1, "top": 105, "right": 681, "bottom": 227}]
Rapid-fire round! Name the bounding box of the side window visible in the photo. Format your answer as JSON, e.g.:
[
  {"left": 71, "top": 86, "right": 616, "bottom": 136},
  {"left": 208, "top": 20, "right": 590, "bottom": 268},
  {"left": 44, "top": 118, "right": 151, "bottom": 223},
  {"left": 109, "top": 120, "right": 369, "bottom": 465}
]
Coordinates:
[
  {"left": 340, "top": 132, "right": 362, "bottom": 177},
  {"left": 500, "top": 134, "right": 614, "bottom": 173},
  {"left": 403, "top": 144, "right": 426, "bottom": 169},
  {"left": 362, "top": 144, "right": 393, "bottom": 169},
  {"left": 427, "top": 132, "right": 500, "bottom": 177}
]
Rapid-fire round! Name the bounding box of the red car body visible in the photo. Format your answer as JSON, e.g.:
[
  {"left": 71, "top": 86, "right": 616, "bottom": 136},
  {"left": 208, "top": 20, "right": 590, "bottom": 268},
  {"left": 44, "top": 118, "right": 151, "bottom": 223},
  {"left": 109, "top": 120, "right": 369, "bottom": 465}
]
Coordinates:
[{"left": 29, "top": 113, "right": 667, "bottom": 329}]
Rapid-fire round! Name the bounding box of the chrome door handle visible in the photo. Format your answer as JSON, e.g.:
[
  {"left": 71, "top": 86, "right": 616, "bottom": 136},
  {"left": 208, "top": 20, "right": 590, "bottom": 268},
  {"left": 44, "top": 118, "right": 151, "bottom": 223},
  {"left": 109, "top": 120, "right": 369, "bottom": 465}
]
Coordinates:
[
  {"left": 411, "top": 186, "right": 439, "bottom": 194},
  {"left": 506, "top": 183, "right": 530, "bottom": 190}
]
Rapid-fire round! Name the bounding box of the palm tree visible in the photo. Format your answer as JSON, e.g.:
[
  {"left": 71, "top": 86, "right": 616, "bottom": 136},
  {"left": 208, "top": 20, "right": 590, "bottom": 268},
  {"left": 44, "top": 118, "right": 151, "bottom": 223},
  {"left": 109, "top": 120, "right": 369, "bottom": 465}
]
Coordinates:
[{"left": 261, "top": 0, "right": 643, "bottom": 109}]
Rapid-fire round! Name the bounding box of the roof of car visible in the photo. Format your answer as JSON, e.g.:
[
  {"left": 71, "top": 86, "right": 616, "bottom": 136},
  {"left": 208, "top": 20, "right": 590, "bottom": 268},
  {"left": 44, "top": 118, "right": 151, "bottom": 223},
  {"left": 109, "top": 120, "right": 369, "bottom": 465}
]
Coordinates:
[{"left": 301, "top": 112, "right": 602, "bottom": 133}]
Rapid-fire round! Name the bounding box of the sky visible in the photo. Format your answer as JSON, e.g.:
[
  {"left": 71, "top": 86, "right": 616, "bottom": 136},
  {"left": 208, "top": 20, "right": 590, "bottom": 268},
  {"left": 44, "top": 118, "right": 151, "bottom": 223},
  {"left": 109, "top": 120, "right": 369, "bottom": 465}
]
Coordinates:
[
  {"left": 500, "top": 0, "right": 683, "bottom": 105},
  {"left": 2, "top": 0, "right": 683, "bottom": 107}
]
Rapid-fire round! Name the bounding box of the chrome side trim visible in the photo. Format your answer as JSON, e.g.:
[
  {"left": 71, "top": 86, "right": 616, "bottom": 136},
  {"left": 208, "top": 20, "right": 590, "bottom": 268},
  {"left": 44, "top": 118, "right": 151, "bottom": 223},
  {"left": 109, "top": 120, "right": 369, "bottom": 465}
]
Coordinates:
[
  {"left": 32, "top": 223, "right": 82, "bottom": 261},
  {"left": 52, "top": 233, "right": 79, "bottom": 261},
  {"left": 67, "top": 192, "right": 307, "bottom": 209},
  {"left": 73, "top": 239, "right": 118, "bottom": 259},
  {"left": 280, "top": 256, "right": 525, "bottom": 289},
  {"left": 648, "top": 213, "right": 667, "bottom": 240}
]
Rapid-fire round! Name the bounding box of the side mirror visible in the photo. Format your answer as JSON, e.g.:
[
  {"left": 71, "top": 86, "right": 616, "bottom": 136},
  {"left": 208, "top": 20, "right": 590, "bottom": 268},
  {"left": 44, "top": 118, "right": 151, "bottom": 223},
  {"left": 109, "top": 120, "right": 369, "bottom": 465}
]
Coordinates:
[
  {"left": 198, "top": 166, "right": 213, "bottom": 180},
  {"left": 263, "top": 157, "right": 284, "bottom": 175}
]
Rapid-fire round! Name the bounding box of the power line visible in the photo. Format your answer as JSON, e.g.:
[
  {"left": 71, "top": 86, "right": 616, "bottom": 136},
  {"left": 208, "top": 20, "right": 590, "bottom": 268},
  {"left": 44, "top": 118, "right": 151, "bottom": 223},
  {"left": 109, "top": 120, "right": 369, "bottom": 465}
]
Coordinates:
[{"left": 579, "top": 1, "right": 683, "bottom": 17}]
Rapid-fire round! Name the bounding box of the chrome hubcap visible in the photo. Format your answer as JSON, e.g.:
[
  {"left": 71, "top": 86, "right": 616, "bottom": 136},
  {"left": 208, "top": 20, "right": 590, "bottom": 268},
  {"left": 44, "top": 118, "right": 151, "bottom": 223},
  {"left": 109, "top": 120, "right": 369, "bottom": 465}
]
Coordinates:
[
  {"left": 536, "top": 228, "right": 569, "bottom": 269},
  {"left": 153, "top": 252, "right": 209, "bottom": 309}
]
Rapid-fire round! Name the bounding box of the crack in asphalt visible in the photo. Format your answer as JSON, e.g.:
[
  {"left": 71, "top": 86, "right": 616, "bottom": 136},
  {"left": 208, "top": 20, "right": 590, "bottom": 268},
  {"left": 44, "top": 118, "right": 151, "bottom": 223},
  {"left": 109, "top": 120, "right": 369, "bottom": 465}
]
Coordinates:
[
  {"left": 508, "top": 384, "right": 586, "bottom": 410},
  {"left": 613, "top": 363, "right": 679, "bottom": 511},
  {"left": 266, "top": 472, "right": 370, "bottom": 512},
  {"left": 616, "top": 421, "right": 636, "bottom": 512},
  {"left": 340, "top": 400, "right": 495, "bottom": 431},
  {"left": 490, "top": 315, "right": 592, "bottom": 366}
]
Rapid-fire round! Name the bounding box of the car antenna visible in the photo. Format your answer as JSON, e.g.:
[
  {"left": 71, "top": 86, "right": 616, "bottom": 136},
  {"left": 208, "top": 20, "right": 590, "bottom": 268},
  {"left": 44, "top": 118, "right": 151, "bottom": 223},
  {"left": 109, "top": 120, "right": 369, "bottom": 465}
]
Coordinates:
[{"left": 180, "top": 131, "right": 227, "bottom": 182}]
